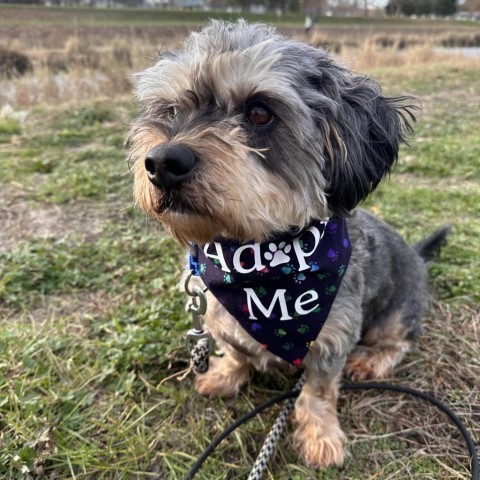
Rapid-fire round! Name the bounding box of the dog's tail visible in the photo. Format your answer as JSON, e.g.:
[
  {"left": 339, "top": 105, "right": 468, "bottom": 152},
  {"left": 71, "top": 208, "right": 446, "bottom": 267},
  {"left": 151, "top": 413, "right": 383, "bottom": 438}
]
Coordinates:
[{"left": 413, "top": 226, "right": 451, "bottom": 263}]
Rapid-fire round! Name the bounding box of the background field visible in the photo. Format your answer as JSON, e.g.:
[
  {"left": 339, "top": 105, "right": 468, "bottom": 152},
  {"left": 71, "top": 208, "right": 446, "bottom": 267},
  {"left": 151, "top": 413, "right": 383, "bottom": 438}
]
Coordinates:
[{"left": 0, "top": 5, "right": 479, "bottom": 479}]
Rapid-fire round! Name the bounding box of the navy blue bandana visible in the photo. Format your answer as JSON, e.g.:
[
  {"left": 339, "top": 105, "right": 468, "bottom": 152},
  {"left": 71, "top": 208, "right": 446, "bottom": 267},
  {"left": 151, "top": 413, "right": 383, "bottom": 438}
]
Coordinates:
[{"left": 192, "top": 218, "right": 351, "bottom": 366}]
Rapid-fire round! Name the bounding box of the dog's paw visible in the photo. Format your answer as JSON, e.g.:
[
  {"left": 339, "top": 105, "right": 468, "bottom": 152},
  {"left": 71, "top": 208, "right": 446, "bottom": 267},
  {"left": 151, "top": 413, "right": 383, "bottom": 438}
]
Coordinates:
[
  {"left": 344, "top": 347, "right": 377, "bottom": 381},
  {"left": 294, "top": 420, "right": 346, "bottom": 468},
  {"left": 345, "top": 343, "right": 409, "bottom": 381},
  {"left": 195, "top": 356, "right": 249, "bottom": 399}
]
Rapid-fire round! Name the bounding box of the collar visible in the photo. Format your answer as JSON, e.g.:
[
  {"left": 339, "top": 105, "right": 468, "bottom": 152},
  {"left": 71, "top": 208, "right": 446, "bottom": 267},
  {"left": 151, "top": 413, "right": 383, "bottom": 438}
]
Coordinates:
[{"left": 191, "top": 218, "right": 351, "bottom": 366}]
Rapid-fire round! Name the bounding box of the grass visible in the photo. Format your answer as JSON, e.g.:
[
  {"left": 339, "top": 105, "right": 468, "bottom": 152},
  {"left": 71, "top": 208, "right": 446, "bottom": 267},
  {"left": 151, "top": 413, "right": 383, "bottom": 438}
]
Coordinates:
[
  {"left": 5, "top": 4, "right": 479, "bottom": 28},
  {"left": 0, "top": 14, "right": 479, "bottom": 479}
]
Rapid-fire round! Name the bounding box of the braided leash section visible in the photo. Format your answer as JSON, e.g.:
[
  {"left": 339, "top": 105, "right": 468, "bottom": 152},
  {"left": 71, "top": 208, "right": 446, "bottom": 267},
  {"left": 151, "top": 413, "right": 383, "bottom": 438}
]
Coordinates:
[
  {"left": 247, "top": 374, "right": 306, "bottom": 480},
  {"left": 191, "top": 338, "right": 210, "bottom": 374}
]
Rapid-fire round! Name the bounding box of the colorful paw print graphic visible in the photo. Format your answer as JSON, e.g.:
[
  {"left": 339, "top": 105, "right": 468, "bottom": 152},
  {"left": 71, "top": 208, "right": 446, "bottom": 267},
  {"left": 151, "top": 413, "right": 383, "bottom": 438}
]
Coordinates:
[
  {"left": 317, "top": 272, "right": 330, "bottom": 281},
  {"left": 274, "top": 328, "right": 287, "bottom": 337},
  {"left": 325, "top": 285, "right": 337, "bottom": 295},
  {"left": 259, "top": 265, "right": 269, "bottom": 275},
  {"left": 264, "top": 241, "right": 292, "bottom": 267},
  {"left": 309, "top": 262, "right": 320, "bottom": 272},
  {"left": 281, "top": 263, "right": 296, "bottom": 275},
  {"left": 337, "top": 264, "right": 346, "bottom": 277},
  {"left": 327, "top": 249, "right": 339, "bottom": 262},
  {"left": 297, "top": 239, "right": 310, "bottom": 252},
  {"left": 223, "top": 272, "right": 232, "bottom": 284},
  {"left": 327, "top": 222, "right": 338, "bottom": 235},
  {"left": 297, "top": 324, "right": 310, "bottom": 334},
  {"left": 281, "top": 342, "right": 294, "bottom": 351},
  {"left": 293, "top": 272, "right": 307, "bottom": 284},
  {"left": 255, "top": 286, "right": 267, "bottom": 297}
]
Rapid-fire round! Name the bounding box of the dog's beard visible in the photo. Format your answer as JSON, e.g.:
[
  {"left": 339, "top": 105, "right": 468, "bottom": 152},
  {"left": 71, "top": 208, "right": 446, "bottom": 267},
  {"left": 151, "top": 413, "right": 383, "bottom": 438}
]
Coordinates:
[{"left": 156, "top": 189, "right": 202, "bottom": 216}]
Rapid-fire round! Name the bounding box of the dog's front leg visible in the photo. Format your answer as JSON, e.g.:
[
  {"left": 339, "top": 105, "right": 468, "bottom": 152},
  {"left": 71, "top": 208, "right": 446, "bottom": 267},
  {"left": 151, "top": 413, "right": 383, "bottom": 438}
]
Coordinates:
[
  {"left": 195, "top": 351, "right": 250, "bottom": 399},
  {"left": 293, "top": 359, "right": 346, "bottom": 468}
]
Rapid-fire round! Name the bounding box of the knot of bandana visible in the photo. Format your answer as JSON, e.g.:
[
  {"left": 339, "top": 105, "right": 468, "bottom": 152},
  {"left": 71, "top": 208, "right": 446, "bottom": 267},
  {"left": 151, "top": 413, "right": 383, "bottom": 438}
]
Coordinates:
[{"left": 193, "top": 218, "right": 351, "bottom": 366}]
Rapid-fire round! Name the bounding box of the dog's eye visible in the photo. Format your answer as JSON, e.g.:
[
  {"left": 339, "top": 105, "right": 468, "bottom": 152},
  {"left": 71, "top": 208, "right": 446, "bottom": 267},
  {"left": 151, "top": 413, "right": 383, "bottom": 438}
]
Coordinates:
[
  {"left": 246, "top": 103, "right": 273, "bottom": 126},
  {"left": 166, "top": 106, "right": 177, "bottom": 119}
]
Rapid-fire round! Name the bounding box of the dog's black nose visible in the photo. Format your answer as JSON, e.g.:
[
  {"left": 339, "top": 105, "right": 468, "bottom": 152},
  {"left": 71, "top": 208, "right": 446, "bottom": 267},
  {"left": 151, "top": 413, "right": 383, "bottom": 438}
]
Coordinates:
[{"left": 145, "top": 144, "right": 197, "bottom": 190}]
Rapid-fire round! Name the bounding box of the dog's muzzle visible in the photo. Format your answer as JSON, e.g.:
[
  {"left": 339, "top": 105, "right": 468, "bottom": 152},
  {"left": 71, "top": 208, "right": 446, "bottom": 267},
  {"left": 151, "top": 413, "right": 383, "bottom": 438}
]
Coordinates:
[{"left": 145, "top": 144, "right": 198, "bottom": 190}]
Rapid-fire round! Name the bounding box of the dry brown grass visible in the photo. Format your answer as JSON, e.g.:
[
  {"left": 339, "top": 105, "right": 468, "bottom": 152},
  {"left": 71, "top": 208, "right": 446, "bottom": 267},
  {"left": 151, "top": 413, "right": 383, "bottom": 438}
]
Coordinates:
[
  {"left": 339, "top": 303, "right": 479, "bottom": 479},
  {"left": 307, "top": 31, "right": 480, "bottom": 72},
  {"left": 0, "top": 34, "right": 155, "bottom": 108},
  {"left": 1, "top": 21, "right": 479, "bottom": 109}
]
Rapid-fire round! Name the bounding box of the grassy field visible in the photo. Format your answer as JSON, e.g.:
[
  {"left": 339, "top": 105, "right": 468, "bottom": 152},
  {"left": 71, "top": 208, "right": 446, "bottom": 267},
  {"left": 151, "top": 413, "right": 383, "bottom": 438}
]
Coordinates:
[
  {"left": 0, "top": 6, "right": 479, "bottom": 479},
  {"left": 4, "top": 3, "right": 479, "bottom": 27}
]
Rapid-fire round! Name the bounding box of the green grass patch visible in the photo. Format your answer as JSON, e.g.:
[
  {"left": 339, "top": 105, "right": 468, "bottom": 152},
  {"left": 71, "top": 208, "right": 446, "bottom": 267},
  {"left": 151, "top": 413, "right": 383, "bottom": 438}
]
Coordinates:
[
  {"left": 399, "top": 134, "right": 479, "bottom": 180},
  {"left": 0, "top": 101, "right": 131, "bottom": 202},
  {"left": 0, "top": 117, "right": 21, "bottom": 143},
  {"left": 3, "top": 4, "right": 479, "bottom": 28}
]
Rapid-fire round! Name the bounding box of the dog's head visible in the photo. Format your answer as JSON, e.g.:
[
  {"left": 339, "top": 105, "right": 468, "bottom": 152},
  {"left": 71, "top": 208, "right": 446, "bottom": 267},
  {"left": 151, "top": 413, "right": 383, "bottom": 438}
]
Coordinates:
[{"left": 129, "top": 20, "right": 415, "bottom": 244}]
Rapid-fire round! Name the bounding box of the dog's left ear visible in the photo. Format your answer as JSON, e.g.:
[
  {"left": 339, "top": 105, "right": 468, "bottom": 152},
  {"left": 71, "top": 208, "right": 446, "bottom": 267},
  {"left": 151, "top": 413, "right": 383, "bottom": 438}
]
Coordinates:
[{"left": 314, "top": 70, "right": 417, "bottom": 216}]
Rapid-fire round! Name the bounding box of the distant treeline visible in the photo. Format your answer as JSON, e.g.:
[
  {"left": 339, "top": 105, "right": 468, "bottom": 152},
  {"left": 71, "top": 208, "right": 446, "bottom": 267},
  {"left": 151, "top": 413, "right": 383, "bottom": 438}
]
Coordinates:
[
  {"left": 0, "top": 0, "right": 43, "bottom": 3},
  {"left": 386, "top": 0, "right": 457, "bottom": 17}
]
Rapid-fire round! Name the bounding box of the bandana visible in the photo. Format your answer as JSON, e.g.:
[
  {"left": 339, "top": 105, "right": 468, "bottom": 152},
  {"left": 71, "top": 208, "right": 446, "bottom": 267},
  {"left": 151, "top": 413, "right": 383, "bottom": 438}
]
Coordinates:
[{"left": 192, "top": 218, "right": 351, "bottom": 366}]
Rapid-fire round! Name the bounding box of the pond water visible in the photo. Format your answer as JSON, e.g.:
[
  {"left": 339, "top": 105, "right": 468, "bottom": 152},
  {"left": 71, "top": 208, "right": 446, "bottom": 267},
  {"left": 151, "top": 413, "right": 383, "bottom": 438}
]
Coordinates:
[{"left": 434, "top": 47, "right": 480, "bottom": 58}]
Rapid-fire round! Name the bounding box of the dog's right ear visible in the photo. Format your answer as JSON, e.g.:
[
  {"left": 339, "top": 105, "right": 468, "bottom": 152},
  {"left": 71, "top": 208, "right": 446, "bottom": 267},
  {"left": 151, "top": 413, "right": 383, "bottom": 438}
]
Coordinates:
[{"left": 308, "top": 65, "right": 417, "bottom": 217}]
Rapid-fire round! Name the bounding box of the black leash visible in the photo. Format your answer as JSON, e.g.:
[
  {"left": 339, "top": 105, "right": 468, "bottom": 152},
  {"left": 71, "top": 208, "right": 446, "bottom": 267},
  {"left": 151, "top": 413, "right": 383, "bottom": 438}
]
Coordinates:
[{"left": 183, "top": 381, "right": 479, "bottom": 480}]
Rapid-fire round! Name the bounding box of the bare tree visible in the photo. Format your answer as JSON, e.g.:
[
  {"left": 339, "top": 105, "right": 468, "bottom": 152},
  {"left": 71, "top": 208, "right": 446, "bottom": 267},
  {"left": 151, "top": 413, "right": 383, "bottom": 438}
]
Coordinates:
[{"left": 464, "top": 0, "right": 480, "bottom": 10}]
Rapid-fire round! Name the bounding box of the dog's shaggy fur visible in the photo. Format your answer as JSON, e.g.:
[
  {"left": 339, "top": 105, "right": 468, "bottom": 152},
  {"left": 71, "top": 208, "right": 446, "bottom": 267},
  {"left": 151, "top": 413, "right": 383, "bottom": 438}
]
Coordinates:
[{"left": 128, "top": 20, "right": 444, "bottom": 468}]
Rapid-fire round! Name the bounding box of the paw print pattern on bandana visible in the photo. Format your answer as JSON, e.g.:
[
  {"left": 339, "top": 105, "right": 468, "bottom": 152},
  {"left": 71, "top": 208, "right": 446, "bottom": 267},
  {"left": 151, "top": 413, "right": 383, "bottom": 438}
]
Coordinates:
[
  {"left": 327, "top": 249, "right": 339, "bottom": 262},
  {"left": 327, "top": 222, "right": 338, "bottom": 235},
  {"left": 325, "top": 285, "right": 337, "bottom": 295},
  {"left": 309, "top": 262, "right": 320, "bottom": 272},
  {"left": 297, "top": 324, "right": 310, "bottom": 334},
  {"left": 281, "top": 263, "right": 296, "bottom": 275},
  {"left": 264, "top": 242, "right": 292, "bottom": 267},
  {"left": 255, "top": 286, "right": 267, "bottom": 297},
  {"left": 293, "top": 272, "right": 307, "bottom": 284},
  {"left": 195, "top": 217, "right": 351, "bottom": 366}
]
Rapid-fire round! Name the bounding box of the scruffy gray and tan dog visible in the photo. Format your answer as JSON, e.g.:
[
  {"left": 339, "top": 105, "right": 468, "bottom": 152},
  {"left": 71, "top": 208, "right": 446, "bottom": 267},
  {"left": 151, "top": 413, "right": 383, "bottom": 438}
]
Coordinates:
[{"left": 129, "top": 20, "right": 447, "bottom": 468}]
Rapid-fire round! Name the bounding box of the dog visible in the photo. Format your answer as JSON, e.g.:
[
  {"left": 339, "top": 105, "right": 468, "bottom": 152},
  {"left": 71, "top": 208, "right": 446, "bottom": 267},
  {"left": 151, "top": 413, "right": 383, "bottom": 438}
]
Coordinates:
[{"left": 128, "top": 20, "right": 448, "bottom": 468}]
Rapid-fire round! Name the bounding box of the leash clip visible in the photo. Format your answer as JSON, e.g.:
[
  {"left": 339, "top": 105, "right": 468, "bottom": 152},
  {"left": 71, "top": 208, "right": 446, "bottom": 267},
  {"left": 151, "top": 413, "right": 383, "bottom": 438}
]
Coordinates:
[{"left": 184, "top": 272, "right": 214, "bottom": 370}]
